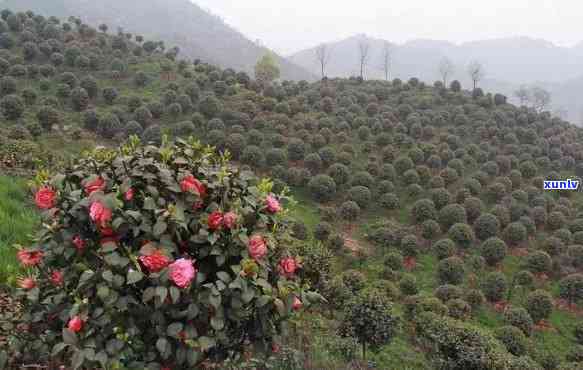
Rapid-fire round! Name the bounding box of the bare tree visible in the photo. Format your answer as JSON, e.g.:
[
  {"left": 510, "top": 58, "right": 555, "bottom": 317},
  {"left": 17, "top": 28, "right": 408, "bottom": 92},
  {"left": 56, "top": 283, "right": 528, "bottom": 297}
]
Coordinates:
[
  {"left": 438, "top": 57, "right": 455, "bottom": 86},
  {"left": 358, "top": 37, "right": 370, "bottom": 80},
  {"left": 315, "top": 43, "right": 331, "bottom": 79},
  {"left": 514, "top": 85, "right": 530, "bottom": 106},
  {"left": 380, "top": 41, "right": 391, "bottom": 81},
  {"left": 467, "top": 60, "right": 485, "bottom": 90},
  {"left": 530, "top": 86, "right": 551, "bottom": 112}
]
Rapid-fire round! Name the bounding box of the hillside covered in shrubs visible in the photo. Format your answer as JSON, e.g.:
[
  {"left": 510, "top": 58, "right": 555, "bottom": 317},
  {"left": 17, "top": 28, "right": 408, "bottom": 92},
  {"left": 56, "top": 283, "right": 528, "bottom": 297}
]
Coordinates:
[{"left": 3, "top": 6, "right": 583, "bottom": 370}]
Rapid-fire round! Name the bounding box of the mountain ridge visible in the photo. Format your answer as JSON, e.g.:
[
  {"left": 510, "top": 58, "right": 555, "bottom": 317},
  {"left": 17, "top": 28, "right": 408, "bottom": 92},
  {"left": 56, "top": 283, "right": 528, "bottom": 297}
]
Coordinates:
[{"left": 0, "top": 0, "right": 317, "bottom": 81}]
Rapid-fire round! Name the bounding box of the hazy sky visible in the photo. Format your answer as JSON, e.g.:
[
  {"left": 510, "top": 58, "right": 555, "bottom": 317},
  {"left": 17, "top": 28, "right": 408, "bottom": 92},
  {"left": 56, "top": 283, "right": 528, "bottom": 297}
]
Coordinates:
[{"left": 193, "top": 0, "right": 582, "bottom": 55}]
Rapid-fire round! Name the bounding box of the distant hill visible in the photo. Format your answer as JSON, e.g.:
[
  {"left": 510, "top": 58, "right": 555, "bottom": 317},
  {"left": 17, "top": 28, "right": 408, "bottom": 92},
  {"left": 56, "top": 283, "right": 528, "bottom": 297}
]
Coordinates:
[
  {"left": 289, "top": 34, "right": 583, "bottom": 84},
  {"left": 289, "top": 34, "right": 583, "bottom": 123},
  {"left": 0, "top": 0, "right": 316, "bottom": 81}
]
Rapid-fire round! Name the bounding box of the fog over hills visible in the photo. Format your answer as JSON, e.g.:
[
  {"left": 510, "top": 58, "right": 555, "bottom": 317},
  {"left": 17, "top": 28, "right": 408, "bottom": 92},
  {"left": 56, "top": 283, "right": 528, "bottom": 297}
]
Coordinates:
[
  {"left": 0, "top": 0, "right": 316, "bottom": 81},
  {"left": 2, "top": 0, "right": 583, "bottom": 122},
  {"left": 289, "top": 35, "right": 583, "bottom": 123}
]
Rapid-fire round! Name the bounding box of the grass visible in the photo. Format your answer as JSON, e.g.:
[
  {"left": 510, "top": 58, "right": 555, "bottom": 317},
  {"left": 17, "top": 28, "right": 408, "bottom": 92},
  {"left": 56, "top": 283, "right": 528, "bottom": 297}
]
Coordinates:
[{"left": 0, "top": 176, "right": 38, "bottom": 286}]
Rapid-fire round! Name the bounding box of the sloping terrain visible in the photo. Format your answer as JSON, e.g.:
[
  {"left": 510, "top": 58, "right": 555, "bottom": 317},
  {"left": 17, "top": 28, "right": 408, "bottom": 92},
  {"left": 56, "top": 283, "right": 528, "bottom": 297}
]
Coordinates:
[
  {"left": 0, "top": 0, "right": 316, "bottom": 81},
  {"left": 2, "top": 6, "right": 583, "bottom": 369}
]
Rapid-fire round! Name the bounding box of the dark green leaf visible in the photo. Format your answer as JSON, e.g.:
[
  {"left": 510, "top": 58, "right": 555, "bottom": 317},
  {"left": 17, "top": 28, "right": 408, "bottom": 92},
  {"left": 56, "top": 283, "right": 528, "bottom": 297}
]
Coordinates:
[
  {"left": 62, "top": 328, "right": 78, "bottom": 345},
  {"left": 256, "top": 295, "right": 272, "bottom": 307},
  {"left": 97, "top": 285, "right": 110, "bottom": 300},
  {"left": 187, "top": 348, "right": 201, "bottom": 366},
  {"left": 241, "top": 287, "right": 255, "bottom": 303},
  {"left": 156, "top": 337, "right": 169, "bottom": 355},
  {"left": 210, "top": 316, "right": 224, "bottom": 330},
  {"left": 187, "top": 303, "right": 199, "bottom": 319},
  {"left": 169, "top": 286, "right": 180, "bottom": 304},
  {"left": 209, "top": 293, "right": 221, "bottom": 308},
  {"left": 156, "top": 286, "right": 168, "bottom": 302},
  {"left": 127, "top": 270, "right": 143, "bottom": 284},
  {"left": 78, "top": 270, "right": 95, "bottom": 287},
  {"left": 198, "top": 336, "right": 216, "bottom": 351},
  {"left": 143, "top": 287, "right": 155, "bottom": 302},
  {"left": 101, "top": 242, "right": 117, "bottom": 253},
  {"left": 167, "top": 322, "right": 184, "bottom": 337},
  {"left": 216, "top": 271, "right": 231, "bottom": 283},
  {"left": 102, "top": 270, "right": 114, "bottom": 283},
  {"left": 95, "top": 351, "right": 107, "bottom": 368},
  {"left": 71, "top": 350, "right": 84, "bottom": 370},
  {"left": 153, "top": 220, "right": 167, "bottom": 237},
  {"left": 143, "top": 197, "right": 156, "bottom": 210},
  {"left": 51, "top": 342, "right": 68, "bottom": 356}
]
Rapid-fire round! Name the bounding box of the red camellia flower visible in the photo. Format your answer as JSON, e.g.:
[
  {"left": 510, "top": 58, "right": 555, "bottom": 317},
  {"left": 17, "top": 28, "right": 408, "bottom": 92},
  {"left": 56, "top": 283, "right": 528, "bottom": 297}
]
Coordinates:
[
  {"left": 72, "top": 235, "right": 85, "bottom": 251},
  {"left": 89, "top": 201, "right": 112, "bottom": 227},
  {"left": 248, "top": 235, "right": 267, "bottom": 260},
  {"left": 139, "top": 249, "right": 171, "bottom": 273},
  {"left": 99, "top": 227, "right": 117, "bottom": 237},
  {"left": 84, "top": 176, "right": 106, "bottom": 195},
  {"left": 50, "top": 270, "right": 64, "bottom": 286},
  {"left": 265, "top": 195, "right": 281, "bottom": 214},
  {"left": 17, "top": 249, "right": 43, "bottom": 267},
  {"left": 18, "top": 277, "right": 36, "bottom": 290},
  {"left": 34, "top": 186, "right": 56, "bottom": 209},
  {"left": 208, "top": 211, "right": 224, "bottom": 231},
  {"left": 278, "top": 257, "right": 298, "bottom": 278},
  {"left": 124, "top": 188, "right": 134, "bottom": 201},
  {"left": 223, "top": 211, "right": 237, "bottom": 229},
  {"left": 292, "top": 296, "right": 303, "bottom": 310},
  {"left": 67, "top": 316, "right": 84, "bottom": 332},
  {"left": 180, "top": 175, "right": 206, "bottom": 197}
]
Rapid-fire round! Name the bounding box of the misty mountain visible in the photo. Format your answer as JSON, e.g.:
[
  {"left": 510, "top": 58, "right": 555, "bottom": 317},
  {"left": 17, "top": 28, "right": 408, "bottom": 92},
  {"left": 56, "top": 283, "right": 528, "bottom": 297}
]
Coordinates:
[
  {"left": 289, "top": 34, "right": 583, "bottom": 123},
  {"left": 0, "top": 0, "right": 316, "bottom": 81}
]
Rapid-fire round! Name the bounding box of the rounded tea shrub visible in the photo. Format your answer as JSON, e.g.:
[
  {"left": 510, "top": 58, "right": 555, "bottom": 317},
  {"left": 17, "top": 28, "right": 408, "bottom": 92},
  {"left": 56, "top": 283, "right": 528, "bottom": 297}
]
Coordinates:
[
  {"left": 482, "top": 271, "right": 507, "bottom": 302},
  {"left": 481, "top": 237, "right": 507, "bottom": 266},
  {"left": 495, "top": 325, "right": 527, "bottom": 356},
  {"left": 503, "top": 307, "right": 534, "bottom": 336},
  {"left": 15, "top": 138, "right": 318, "bottom": 368},
  {"left": 526, "top": 289, "right": 553, "bottom": 323},
  {"left": 437, "top": 257, "right": 465, "bottom": 285},
  {"left": 433, "top": 238, "right": 456, "bottom": 260}
]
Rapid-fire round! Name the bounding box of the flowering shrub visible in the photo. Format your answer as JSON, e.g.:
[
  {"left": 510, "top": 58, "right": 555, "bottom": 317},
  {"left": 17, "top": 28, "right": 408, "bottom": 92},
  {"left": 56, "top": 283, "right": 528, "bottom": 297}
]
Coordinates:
[{"left": 12, "top": 137, "right": 320, "bottom": 368}]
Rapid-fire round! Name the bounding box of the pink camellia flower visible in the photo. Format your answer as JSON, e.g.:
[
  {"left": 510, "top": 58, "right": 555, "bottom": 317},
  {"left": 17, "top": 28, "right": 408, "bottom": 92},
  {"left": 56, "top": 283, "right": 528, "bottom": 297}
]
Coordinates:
[
  {"left": 139, "top": 250, "right": 171, "bottom": 273},
  {"left": 67, "top": 316, "right": 84, "bottom": 332},
  {"left": 50, "top": 270, "right": 64, "bottom": 286},
  {"left": 17, "top": 249, "right": 43, "bottom": 267},
  {"left": 124, "top": 188, "right": 134, "bottom": 201},
  {"left": 278, "top": 257, "right": 298, "bottom": 278},
  {"left": 180, "top": 175, "right": 206, "bottom": 198},
  {"left": 84, "top": 176, "right": 106, "bottom": 195},
  {"left": 265, "top": 195, "right": 281, "bottom": 214},
  {"left": 168, "top": 258, "right": 197, "bottom": 288},
  {"left": 272, "top": 343, "right": 281, "bottom": 353},
  {"left": 72, "top": 235, "right": 85, "bottom": 251},
  {"left": 292, "top": 296, "right": 303, "bottom": 310},
  {"left": 223, "top": 211, "right": 237, "bottom": 229},
  {"left": 89, "top": 201, "right": 112, "bottom": 227},
  {"left": 18, "top": 277, "right": 36, "bottom": 290},
  {"left": 248, "top": 235, "right": 267, "bottom": 260},
  {"left": 34, "top": 186, "right": 56, "bottom": 209},
  {"left": 207, "top": 211, "right": 224, "bottom": 231}
]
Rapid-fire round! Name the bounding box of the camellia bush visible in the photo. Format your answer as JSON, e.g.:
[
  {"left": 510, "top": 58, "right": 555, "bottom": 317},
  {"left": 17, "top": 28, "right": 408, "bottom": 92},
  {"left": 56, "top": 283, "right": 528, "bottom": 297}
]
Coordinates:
[{"left": 12, "top": 136, "right": 321, "bottom": 369}]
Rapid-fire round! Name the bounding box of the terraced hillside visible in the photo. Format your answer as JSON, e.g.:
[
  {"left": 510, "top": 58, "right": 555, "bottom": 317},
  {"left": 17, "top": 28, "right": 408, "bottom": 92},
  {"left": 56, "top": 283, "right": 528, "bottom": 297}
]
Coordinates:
[{"left": 3, "top": 7, "right": 583, "bottom": 370}]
